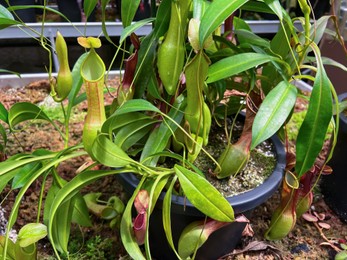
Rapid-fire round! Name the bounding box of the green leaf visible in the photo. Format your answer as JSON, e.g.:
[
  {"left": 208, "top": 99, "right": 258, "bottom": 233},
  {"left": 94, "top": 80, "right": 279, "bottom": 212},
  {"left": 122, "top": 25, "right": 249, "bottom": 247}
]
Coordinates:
[
  {"left": 251, "top": 81, "right": 297, "bottom": 149},
  {"left": 11, "top": 162, "right": 42, "bottom": 189},
  {"left": 133, "top": 0, "right": 171, "bottom": 98},
  {"left": 0, "top": 153, "right": 56, "bottom": 177},
  {"left": 83, "top": 0, "right": 98, "bottom": 20},
  {"left": 0, "top": 236, "right": 16, "bottom": 259},
  {"left": 140, "top": 97, "right": 185, "bottom": 166},
  {"left": 120, "top": 18, "right": 155, "bottom": 44},
  {"left": 47, "top": 169, "right": 122, "bottom": 256},
  {"left": 295, "top": 44, "right": 333, "bottom": 176},
  {"left": 120, "top": 176, "right": 147, "bottom": 260},
  {"left": 199, "top": 0, "right": 249, "bottom": 47},
  {"left": 68, "top": 53, "right": 88, "bottom": 108},
  {"left": 114, "top": 119, "right": 157, "bottom": 151},
  {"left": 92, "top": 134, "right": 134, "bottom": 167},
  {"left": 121, "top": 0, "right": 141, "bottom": 27},
  {"left": 0, "top": 169, "right": 19, "bottom": 194},
  {"left": 235, "top": 29, "right": 270, "bottom": 48},
  {"left": 102, "top": 112, "right": 152, "bottom": 136},
  {"left": 71, "top": 193, "right": 93, "bottom": 227},
  {"left": 100, "top": 0, "right": 115, "bottom": 45},
  {"left": 115, "top": 99, "right": 161, "bottom": 116},
  {"left": 264, "top": 0, "right": 283, "bottom": 20},
  {"left": 174, "top": 165, "right": 234, "bottom": 222},
  {"left": 207, "top": 53, "right": 278, "bottom": 83},
  {"left": 162, "top": 176, "right": 181, "bottom": 258},
  {"left": 17, "top": 223, "right": 47, "bottom": 248},
  {"left": 0, "top": 123, "right": 7, "bottom": 149},
  {"left": 0, "top": 4, "right": 21, "bottom": 29},
  {"left": 8, "top": 102, "right": 54, "bottom": 130},
  {"left": 0, "top": 102, "right": 8, "bottom": 123}
]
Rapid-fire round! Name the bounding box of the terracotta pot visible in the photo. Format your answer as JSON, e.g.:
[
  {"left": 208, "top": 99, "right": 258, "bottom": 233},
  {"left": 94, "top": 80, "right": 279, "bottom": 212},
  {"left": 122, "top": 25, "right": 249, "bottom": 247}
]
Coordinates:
[
  {"left": 321, "top": 93, "right": 347, "bottom": 223},
  {"left": 118, "top": 134, "right": 286, "bottom": 260}
]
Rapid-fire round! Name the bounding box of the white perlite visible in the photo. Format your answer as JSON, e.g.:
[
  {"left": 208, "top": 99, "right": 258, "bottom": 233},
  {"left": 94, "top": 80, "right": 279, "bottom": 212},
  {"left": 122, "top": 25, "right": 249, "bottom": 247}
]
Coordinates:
[{"left": 0, "top": 206, "right": 17, "bottom": 242}]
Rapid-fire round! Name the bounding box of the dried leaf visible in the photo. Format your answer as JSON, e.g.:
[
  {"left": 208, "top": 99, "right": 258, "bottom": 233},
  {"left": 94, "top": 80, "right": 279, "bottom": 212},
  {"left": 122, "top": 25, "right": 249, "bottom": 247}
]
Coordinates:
[
  {"left": 224, "top": 240, "right": 281, "bottom": 257},
  {"left": 318, "top": 222, "right": 331, "bottom": 229},
  {"left": 302, "top": 212, "right": 318, "bottom": 222},
  {"left": 313, "top": 211, "right": 325, "bottom": 221},
  {"left": 242, "top": 223, "right": 254, "bottom": 237}
]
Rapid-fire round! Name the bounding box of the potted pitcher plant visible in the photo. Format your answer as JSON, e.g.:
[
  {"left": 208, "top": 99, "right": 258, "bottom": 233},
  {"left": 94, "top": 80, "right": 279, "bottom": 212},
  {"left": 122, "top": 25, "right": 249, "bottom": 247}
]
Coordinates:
[{"left": 0, "top": 0, "right": 345, "bottom": 259}]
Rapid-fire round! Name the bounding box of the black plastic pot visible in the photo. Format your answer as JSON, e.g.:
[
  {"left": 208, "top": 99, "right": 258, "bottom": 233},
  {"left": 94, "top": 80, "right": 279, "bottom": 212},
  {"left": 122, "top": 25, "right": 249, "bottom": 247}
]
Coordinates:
[
  {"left": 321, "top": 93, "right": 347, "bottom": 223},
  {"left": 118, "top": 134, "right": 286, "bottom": 260}
]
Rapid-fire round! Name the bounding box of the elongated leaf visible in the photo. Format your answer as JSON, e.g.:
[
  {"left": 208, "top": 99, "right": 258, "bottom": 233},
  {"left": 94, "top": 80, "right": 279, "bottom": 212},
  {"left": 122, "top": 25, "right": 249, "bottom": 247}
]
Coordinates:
[
  {"left": 207, "top": 53, "right": 278, "bottom": 83},
  {"left": 120, "top": 176, "right": 147, "bottom": 260},
  {"left": 68, "top": 53, "right": 88, "bottom": 108},
  {"left": 140, "top": 97, "right": 185, "bottom": 166},
  {"left": 0, "top": 4, "right": 21, "bottom": 29},
  {"left": 114, "top": 119, "right": 157, "bottom": 151},
  {"left": 251, "top": 81, "right": 297, "bottom": 149},
  {"left": 162, "top": 176, "right": 181, "bottom": 258},
  {"left": 0, "top": 169, "right": 19, "bottom": 194},
  {"left": 8, "top": 102, "right": 54, "bottom": 129},
  {"left": 0, "top": 153, "right": 56, "bottom": 176},
  {"left": 115, "top": 99, "right": 161, "bottom": 116},
  {"left": 11, "top": 162, "right": 42, "bottom": 189},
  {"left": 199, "top": 0, "right": 249, "bottom": 47},
  {"left": 121, "top": 0, "right": 141, "bottom": 27},
  {"left": 143, "top": 173, "right": 171, "bottom": 257},
  {"left": 120, "top": 18, "right": 155, "bottom": 44},
  {"left": 71, "top": 193, "right": 93, "bottom": 227},
  {"left": 3, "top": 151, "right": 85, "bottom": 259},
  {"left": 0, "top": 123, "right": 7, "bottom": 148},
  {"left": 47, "top": 169, "right": 123, "bottom": 255},
  {"left": 100, "top": 0, "right": 115, "bottom": 45},
  {"left": 264, "top": 0, "right": 283, "bottom": 20},
  {"left": 295, "top": 44, "right": 333, "bottom": 176},
  {"left": 174, "top": 165, "right": 234, "bottom": 222},
  {"left": 235, "top": 29, "right": 270, "bottom": 48},
  {"left": 0, "top": 102, "right": 8, "bottom": 123},
  {"left": 133, "top": 0, "right": 171, "bottom": 98},
  {"left": 92, "top": 134, "right": 134, "bottom": 167},
  {"left": 102, "top": 112, "right": 153, "bottom": 136},
  {"left": 83, "top": 0, "right": 98, "bottom": 20}
]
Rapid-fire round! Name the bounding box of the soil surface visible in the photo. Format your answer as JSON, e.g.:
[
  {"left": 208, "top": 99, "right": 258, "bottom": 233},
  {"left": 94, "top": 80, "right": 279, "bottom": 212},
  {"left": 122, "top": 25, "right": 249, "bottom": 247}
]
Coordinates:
[{"left": 0, "top": 80, "right": 346, "bottom": 260}]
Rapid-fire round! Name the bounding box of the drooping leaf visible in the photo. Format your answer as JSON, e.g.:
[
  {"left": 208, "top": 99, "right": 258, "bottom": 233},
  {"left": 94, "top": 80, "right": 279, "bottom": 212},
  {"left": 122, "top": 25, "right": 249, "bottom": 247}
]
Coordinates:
[
  {"left": 11, "top": 161, "right": 42, "bottom": 189},
  {"left": 295, "top": 44, "right": 333, "bottom": 176},
  {"left": 199, "top": 0, "right": 249, "bottom": 47},
  {"left": 120, "top": 18, "right": 155, "bottom": 44},
  {"left": 47, "top": 169, "right": 123, "bottom": 256},
  {"left": 8, "top": 102, "right": 54, "bottom": 130},
  {"left": 92, "top": 134, "right": 134, "bottom": 167},
  {"left": 207, "top": 53, "right": 279, "bottom": 83},
  {"left": 235, "top": 29, "right": 270, "bottom": 48},
  {"left": 162, "top": 176, "right": 181, "bottom": 258},
  {"left": 83, "top": 0, "right": 98, "bottom": 20},
  {"left": 0, "top": 4, "right": 21, "bottom": 29},
  {"left": 113, "top": 118, "right": 158, "bottom": 151},
  {"left": 121, "top": 0, "right": 141, "bottom": 27},
  {"left": 251, "top": 81, "right": 297, "bottom": 149},
  {"left": 102, "top": 112, "right": 153, "bottom": 136},
  {"left": 115, "top": 99, "right": 161, "bottom": 116},
  {"left": 140, "top": 97, "right": 185, "bottom": 166},
  {"left": 174, "top": 165, "right": 234, "bottom": 222},
  {"left": 120, "top": 176, "right": 147, "bottom": 260},
  {"left": 264, "top": 0, "right": 283, "bottom": 20},
  {"left": 0, "top": 102, "right": 8, "bottom": 123}
]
